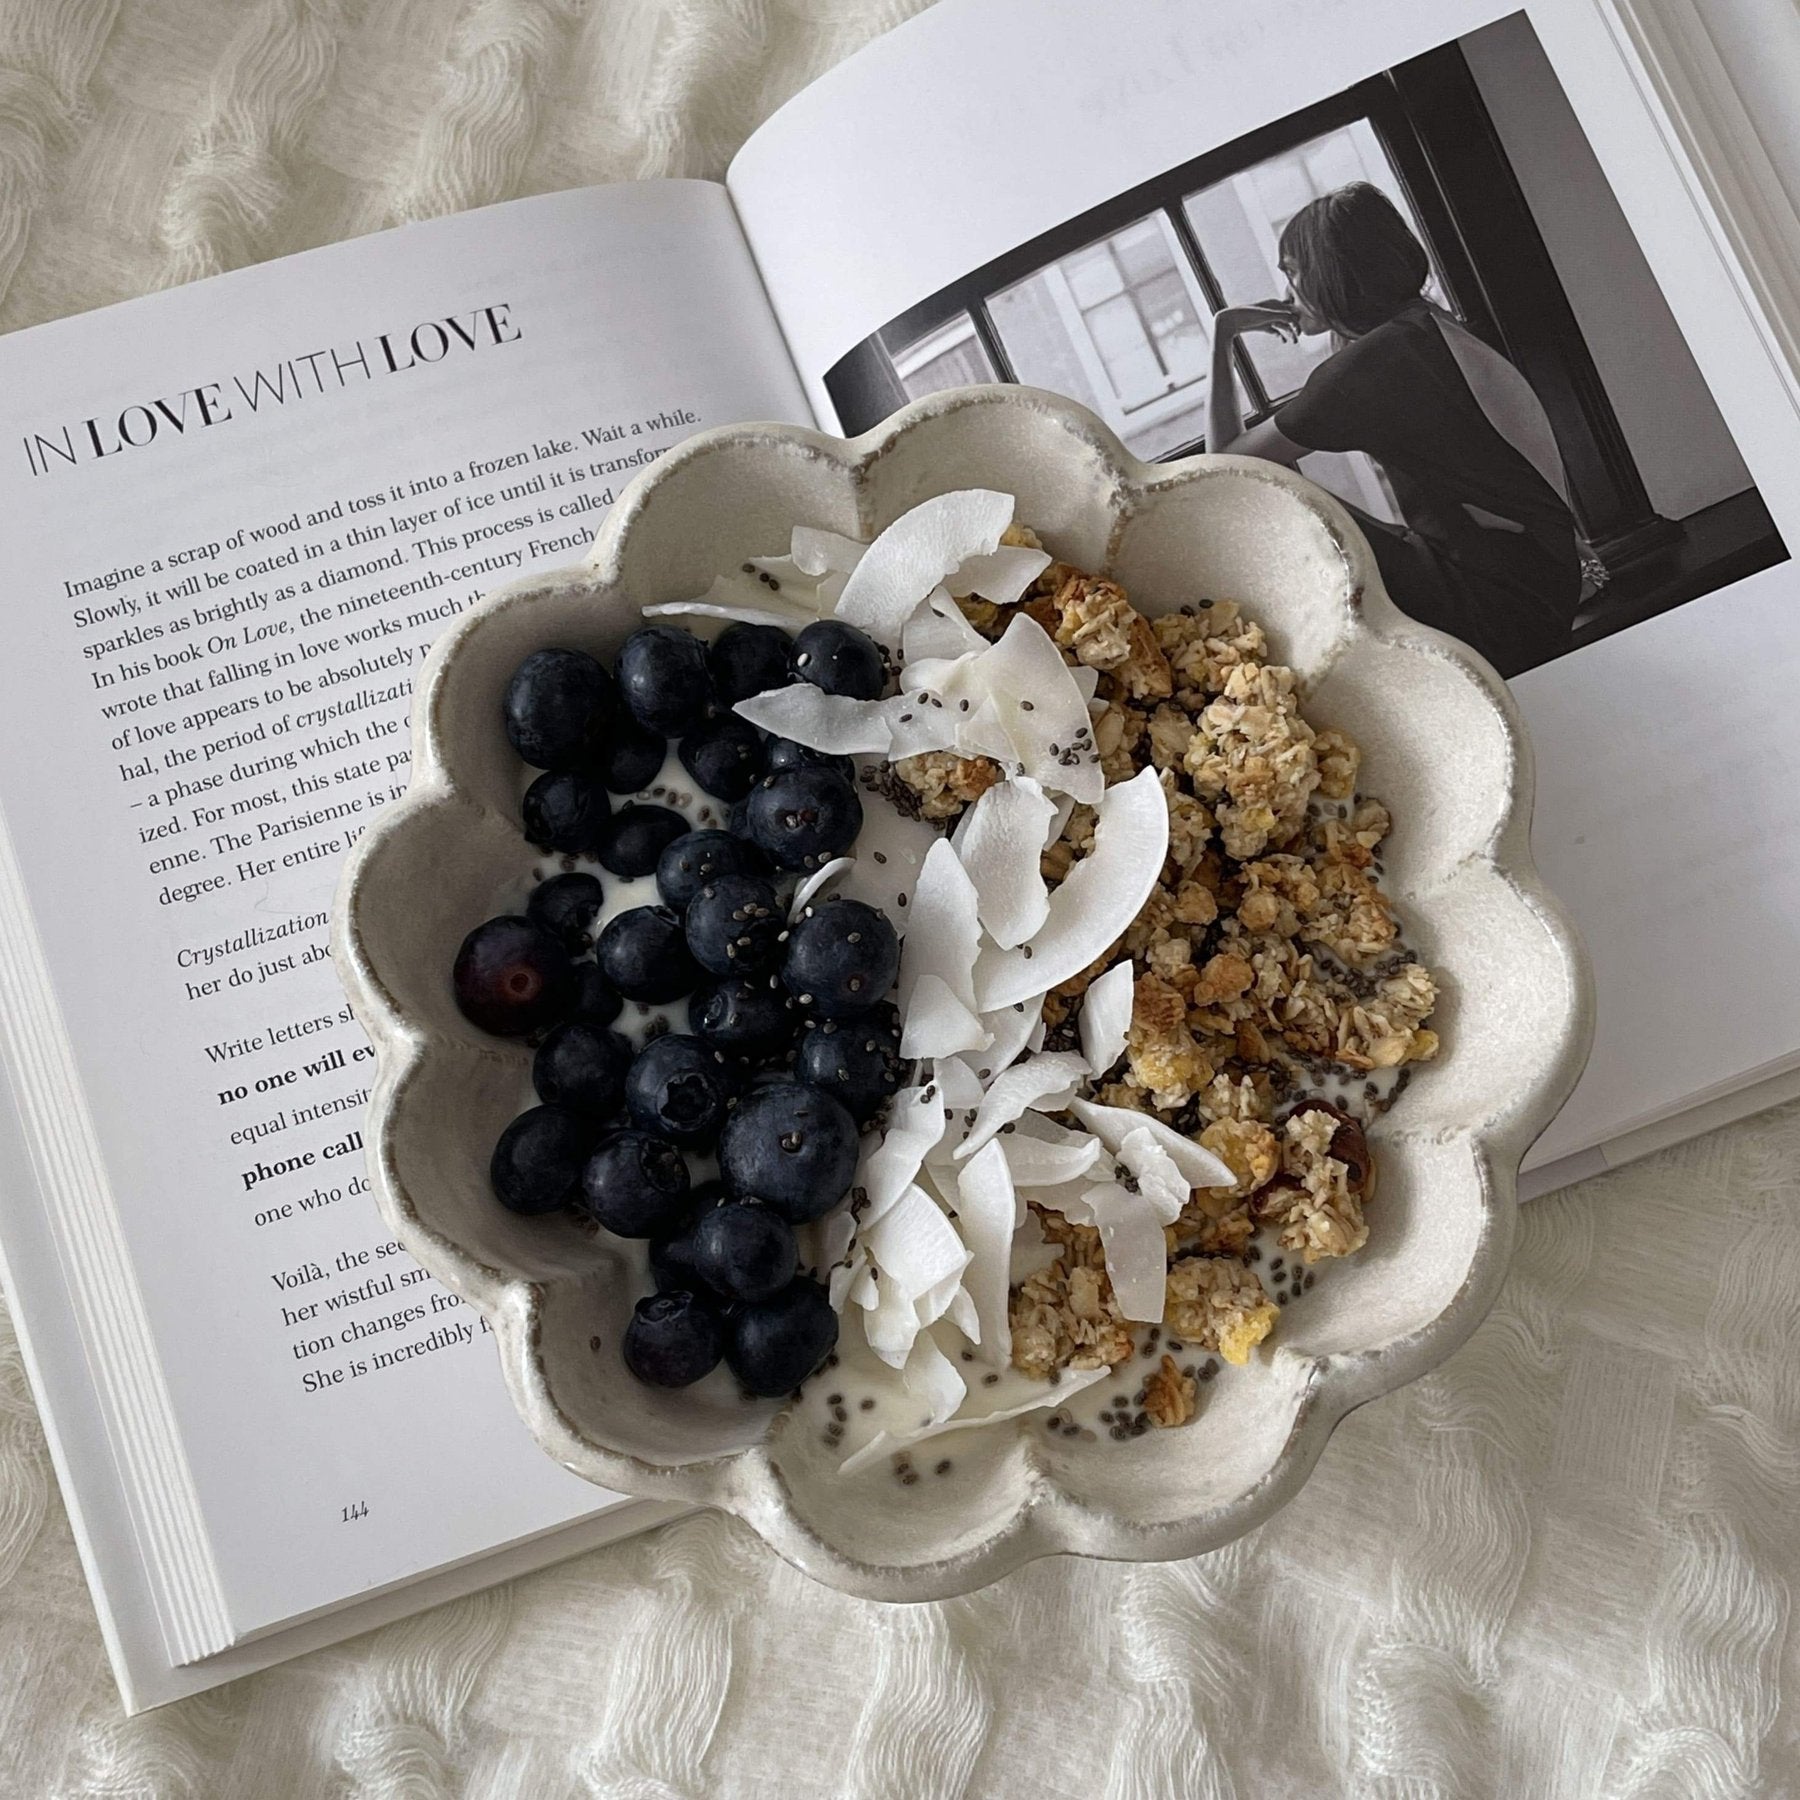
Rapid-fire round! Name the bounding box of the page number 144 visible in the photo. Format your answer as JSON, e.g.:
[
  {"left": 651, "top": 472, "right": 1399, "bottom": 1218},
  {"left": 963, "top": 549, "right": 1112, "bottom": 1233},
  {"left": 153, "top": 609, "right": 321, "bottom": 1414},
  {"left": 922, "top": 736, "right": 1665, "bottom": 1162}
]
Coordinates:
[{"left": 340, "top": 1500, "right": 368, "bottom": 1523}]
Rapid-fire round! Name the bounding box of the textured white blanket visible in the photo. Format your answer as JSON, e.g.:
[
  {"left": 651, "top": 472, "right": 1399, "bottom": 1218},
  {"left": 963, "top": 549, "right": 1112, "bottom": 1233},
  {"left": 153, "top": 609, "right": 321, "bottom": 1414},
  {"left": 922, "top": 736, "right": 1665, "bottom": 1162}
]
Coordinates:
[{"left": 4, "top": 1, "right": 1800, "bottom": 1792}]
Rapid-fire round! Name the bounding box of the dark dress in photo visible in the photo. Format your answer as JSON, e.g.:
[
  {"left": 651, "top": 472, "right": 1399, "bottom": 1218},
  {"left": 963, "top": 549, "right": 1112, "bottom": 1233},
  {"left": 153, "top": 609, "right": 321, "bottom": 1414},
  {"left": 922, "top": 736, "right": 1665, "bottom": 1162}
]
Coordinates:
[{"left": 1274, "top": 303, "right": 1583, "bottom": 676}]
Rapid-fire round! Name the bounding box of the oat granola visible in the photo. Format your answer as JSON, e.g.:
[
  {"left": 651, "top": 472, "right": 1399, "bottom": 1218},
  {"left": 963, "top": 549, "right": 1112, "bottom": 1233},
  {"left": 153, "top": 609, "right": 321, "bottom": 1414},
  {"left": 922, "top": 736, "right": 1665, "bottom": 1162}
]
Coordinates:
[{"left": 956, "top": 556, "right": 1442, "bottom": 1426}]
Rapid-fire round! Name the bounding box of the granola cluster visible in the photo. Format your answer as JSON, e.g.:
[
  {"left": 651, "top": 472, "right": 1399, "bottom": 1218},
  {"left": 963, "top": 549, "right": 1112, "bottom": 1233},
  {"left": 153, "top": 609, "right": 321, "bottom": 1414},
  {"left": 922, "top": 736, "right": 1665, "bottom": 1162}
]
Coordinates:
[{"left": 928, "top": 549, "right": 1439, "bottom": 1424}]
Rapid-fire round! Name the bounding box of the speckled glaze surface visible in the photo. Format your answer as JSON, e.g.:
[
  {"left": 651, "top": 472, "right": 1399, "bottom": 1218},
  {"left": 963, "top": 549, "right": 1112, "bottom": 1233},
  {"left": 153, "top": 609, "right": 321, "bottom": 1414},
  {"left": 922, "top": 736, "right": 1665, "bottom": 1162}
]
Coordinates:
[{"left": 331, "top": 387, "right": 1592, "bottom": 1601}]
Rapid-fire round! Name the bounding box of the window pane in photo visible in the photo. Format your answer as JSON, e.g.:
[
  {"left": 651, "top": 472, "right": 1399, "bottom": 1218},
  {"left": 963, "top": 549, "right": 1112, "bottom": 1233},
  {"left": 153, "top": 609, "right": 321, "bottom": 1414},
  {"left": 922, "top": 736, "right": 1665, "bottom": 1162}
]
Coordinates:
[
  {"left": 886, "top": 314, "right": 998, "bottom": 402},
  {"left": 989, "top": 212, "right": 1212, "bottom": 458},
  {"left": 1183, "top": 119, "right": 1447, "bottom": 403}
]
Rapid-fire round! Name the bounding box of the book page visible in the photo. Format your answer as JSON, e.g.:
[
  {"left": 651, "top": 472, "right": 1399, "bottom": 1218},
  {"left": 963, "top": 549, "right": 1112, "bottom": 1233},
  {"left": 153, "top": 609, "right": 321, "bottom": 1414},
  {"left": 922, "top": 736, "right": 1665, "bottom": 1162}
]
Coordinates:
[
  {"left": 729, "top": 0, "right": 1800, "bottom": 1171},
  {"left": 0, "top": 178, "right": 809, "bottom": 1651}
]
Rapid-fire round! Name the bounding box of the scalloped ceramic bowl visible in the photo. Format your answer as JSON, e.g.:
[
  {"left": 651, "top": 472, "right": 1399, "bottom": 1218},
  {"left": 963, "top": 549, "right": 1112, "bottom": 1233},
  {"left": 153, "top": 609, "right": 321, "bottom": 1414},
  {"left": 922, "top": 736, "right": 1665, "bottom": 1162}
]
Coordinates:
[{"left": 332, "top": 386, "right": 1591, "bottom": 1599}]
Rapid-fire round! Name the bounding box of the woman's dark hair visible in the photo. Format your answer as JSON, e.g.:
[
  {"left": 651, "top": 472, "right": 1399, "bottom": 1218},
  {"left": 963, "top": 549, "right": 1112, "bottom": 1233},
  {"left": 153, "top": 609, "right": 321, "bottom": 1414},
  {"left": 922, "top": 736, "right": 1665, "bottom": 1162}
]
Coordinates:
[{"left": 1278, "top": 182, "right": 1430, "bottom": 336}]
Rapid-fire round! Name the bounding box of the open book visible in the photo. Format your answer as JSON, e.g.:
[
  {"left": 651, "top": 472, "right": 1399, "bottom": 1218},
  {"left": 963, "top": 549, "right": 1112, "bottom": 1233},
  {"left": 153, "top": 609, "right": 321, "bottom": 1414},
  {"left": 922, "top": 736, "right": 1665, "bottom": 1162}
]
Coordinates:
[{"left": 2, "top": 0, "right": 1796, "bottom": 1710}]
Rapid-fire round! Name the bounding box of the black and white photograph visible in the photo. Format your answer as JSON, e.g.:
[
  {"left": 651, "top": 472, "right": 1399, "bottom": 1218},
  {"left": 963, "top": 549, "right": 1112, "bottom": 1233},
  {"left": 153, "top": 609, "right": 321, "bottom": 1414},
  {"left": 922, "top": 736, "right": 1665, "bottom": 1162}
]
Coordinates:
[{"left": 826, "top": 11, "right": 1788, "bottom": 677}]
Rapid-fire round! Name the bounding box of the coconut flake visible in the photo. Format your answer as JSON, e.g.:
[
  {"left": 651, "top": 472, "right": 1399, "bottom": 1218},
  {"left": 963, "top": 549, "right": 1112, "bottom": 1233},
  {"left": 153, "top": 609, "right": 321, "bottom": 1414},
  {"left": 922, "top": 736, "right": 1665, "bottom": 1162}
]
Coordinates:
[
  {"left": 790, "top": 857, "right": 853, "bottom": 919},
  {"left": 903, "top": 586, "right": 991, "bottom": 665},
  {"left": 956, "top": 1141, "right": 1017, "bottom": 1366},
  {"left": 898, "top": 973, "right": 988, "bottom": 1060},
  {"left": 863, "top": 1269, "right": 923, "bottom": 1368},
  {"left": 862, "top": 1184, "right": 970, "bottom": 1300},
  {"left": 976, "top": 994, "right": 1044, "bottom": 1078},
  {"left": 1082, "top": 1183, "right": 1172, "bottom": 1322},
  {"left": 1000, "top": 1122, "right": 1104, "bottom": 1188},
  {"left": 901, "top": 1330, "right": 968, "bottom": 1426},
  {"left": 955, "top": 776, "right": 1056, "bottom": 950},
  {"left": 1067, "top": 1097, "right": 1236, "bottom": 1191},
  {"left": 975, "top": 767, "right": 1169, "bottom": 1011},
  {"left": 970, "top": 617, "right": 1104, "bottom": 805},
  {"left": 644, "top": 598, "right": 806, "bottom": 632},
  {"left": 945, "top": 544, "right": 1052, "bottom": 605},
  {"left": 733, "top": 683, "right": 892, "bottom": 755},
  {"left": 1078, "top": 960, "right": 1134, "bottom": 1076},
  {"left": 835, "top": 490, "right": 1014, "bottom": 649},
  {"left": 1116, "top": 1125, "right": 1190, "bottom": 1224},
  {"left": 955, "top": 1051, "right": 1090, "bottom": 1161},
  {"left": 790, "top": 526, "right": 867, "bottom": 577},
  {"left": 859, "top": 1083, "right": 945, "bottom": 1216},
  {"left": 897, "top": 838, "right": 983, "bottom": 1018}
]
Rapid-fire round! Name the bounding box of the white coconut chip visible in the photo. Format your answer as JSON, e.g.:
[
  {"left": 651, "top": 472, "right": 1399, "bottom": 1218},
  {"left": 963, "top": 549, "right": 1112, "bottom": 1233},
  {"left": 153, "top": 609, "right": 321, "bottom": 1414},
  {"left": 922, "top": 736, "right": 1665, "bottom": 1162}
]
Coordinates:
[
  {"left": 1081, "top": 1183, "right": 1173, "bottom": 1322},
  {"left": 862, "top": 1184, "right": 970, "bottom": 1302},
  {"left": 899, "top": 973, "right": 988, "bottom": 1060},
  {"left": 1077, "top": 960, "right": 1135, "bottom": 1077},
  {"left": 790, "top": 856, "right": 853, "bottom": 919},
  {"left": 956, "top": 1141, "right": 1018, "bottom": 1367},
  {"left": 970, "top": 616, "right": 1104, "bottom": 804},
  {"left": 836, "top": 1360, "right": 1109, "bottom": 1477},
  {"left": 975, "top": 765, "right": 1169, "bottom": 1011},
  {"left": 901, "top": 1330, "right": 968, "bottom": 1427},
  {"left": 1066, "top": 1097, "right": 1237, "bottom": 1191},
  {"left": 1009, "top": 1212, "right": 1063, "bottom": 1285},
  {"left": 976, "top": 994, "right": 1044, "bottom": 1079},
  {"left": 903, "top": 586, "right": 991, "bottom": 665},
  {"left": 925, "top": 1057, "right": 988, "bottom": 1163},
  {"left": 954, "top": 1051, "right": 1090, "bottom": 1161},
  {"left": 945, "top": 544, "right": 1052, "bottom": 605},
  {"left": 1116, "top": 1125, "right": 1190, "bottom": 1225},
  {"left": 790, "top": 525, "right": 867, "bottom": 577},
  {"left": 896, "top": 837, "right": 983, "bottom": 1021},
  {"left": 859, "top": 1083, "right": 945, "bottom": 1217},
  {"left": 644, "top": 597, "right": 806, "bottom": 632},
  {"left": 954, "top": 775, "right": 1056, "bottom": 950},
  {"left": 835, "top": 489, "right": 1014, "bottom": 650},
  {"left": 863, "top": 1269, "right": 924, "bottom": 1368},
  {"left": 732, "top": 683, "right": 893, "bottom": 756},
  {"left": 999, "top": 1122, "right": 1104, "bottom": 1189}
]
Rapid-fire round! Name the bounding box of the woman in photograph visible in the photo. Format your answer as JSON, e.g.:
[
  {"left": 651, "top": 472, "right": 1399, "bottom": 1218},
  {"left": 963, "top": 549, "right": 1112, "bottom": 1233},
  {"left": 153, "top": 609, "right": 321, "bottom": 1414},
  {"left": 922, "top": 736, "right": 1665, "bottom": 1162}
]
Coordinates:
[{"left": 1207, "top": 181, "right": 1584, "bottom": 676}]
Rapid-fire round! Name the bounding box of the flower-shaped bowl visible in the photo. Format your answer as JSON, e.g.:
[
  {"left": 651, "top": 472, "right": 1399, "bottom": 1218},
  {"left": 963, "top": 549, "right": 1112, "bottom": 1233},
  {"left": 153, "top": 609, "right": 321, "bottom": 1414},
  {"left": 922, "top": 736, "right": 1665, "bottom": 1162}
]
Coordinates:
[{"left": 332, "top": 385, "right": 1591, "bottom": 1600}]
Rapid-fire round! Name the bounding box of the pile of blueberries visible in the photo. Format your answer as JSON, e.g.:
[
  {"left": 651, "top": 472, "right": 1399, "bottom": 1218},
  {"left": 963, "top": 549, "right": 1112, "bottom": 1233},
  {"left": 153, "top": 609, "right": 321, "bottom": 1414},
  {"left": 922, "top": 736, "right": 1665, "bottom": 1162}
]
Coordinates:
[{"left": 450, "top": 616, "right": 907, "bottom": 1399}]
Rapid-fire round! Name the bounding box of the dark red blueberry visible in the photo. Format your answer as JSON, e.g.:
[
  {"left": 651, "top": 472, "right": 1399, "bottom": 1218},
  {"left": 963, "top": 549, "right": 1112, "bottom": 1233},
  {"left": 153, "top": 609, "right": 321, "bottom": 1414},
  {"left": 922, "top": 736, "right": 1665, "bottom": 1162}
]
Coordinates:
[
  {"left": 622, "top": 1291, "right": 723, "bottom": 1387},
  {"left": 617, "top": 626, "right": 715, "bottom": 736},
  {"left": 523, "top": 769, "right": 610, "bottom": 856},
  {"left": 452, "top": 915, "right": 575, "bottom": 1036},
  {"left": 725, "top": 1276, "right": 839, "bottom": 1396},
  {"left": 503, "top": 647, "right": 615, "bottom": 770}
]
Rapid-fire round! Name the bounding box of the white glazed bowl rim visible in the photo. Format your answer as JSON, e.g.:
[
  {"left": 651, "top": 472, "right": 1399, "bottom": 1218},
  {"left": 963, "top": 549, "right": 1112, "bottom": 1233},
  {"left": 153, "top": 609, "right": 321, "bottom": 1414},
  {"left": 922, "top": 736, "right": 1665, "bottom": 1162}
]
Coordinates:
[{"left": 333, "top": 386, "right": 1593, "bottom": 1601}]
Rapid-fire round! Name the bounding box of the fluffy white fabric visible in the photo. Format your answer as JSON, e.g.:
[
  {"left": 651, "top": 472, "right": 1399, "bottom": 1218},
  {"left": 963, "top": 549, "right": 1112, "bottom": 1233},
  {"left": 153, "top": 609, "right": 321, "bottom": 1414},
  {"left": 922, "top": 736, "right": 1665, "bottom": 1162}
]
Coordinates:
[{"left": 3, "top": 1, "right": 1800, "bottom": 1791}]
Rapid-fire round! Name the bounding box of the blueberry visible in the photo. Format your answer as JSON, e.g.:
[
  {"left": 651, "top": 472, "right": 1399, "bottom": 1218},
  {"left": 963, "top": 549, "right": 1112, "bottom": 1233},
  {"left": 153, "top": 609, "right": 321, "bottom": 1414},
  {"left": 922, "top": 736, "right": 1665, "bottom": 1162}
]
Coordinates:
[
  {"left": 597, "top": 717, "right": 667, "bottom": 793},
  {"left": 782, "top": 897, "right": 900, "bottom": 1019},
  {"left": 744, "top": 767, "right": 863, "bottom": 872},
  {"left": 726, "top": 1277, "right": 839, "bottom": 1396},
  {"left": 503, "top": 647, "right": 615, "bottom": 770},
  {"left": 765, "top": 738, "right": 855, "bottom": 782},
  {"left": 684, "top": 875, "right": 783, "bottom": 978},
  {"left": 526, "top": 871, "right": 604, "bottom": 950},
  {"left": 717, "top": 1080, "right": 859, "bottom": 1222},
  {"left": 691, "top": 1201, "right": 797, "bottom": 1305},
  {"left": 792, "top": 619, "right": 886, "bottom": 700},
  {"left": 597, "top": 803, "right": 689, "bottom": 879},
  {"left": 490, "top": 1105, "right": 593, "bottom": 1214},
  {"left": 793, "top": 1011, "right": 906, "bottom": 1123},
  {"left": 656, "top": 828, "right": 771, "bottom": 911},
  {"left": 523, "top": 769, "right": 610, "bottom": 856},
  {"left": 453, "top": 916, "right": 575, "bottom": 1036},
  {"left": 709, "top": 623, "right": 793, "bottom": 704},
  {"left": 533, "top": 1021, "right": 633, "bottom": 1115},
  {"left": 688, "top": 976, "right": 797, "bottom": 1059},
  {"left": 622, "top": 1291, "right": 723, "bottom": 1387},
  {"left": 581, "top": 1130, "right": 692, "bottom": 1237},
  {"left": 617, "top": 626, "right": 715, "bottom": 736},
  {"left": 678, "top": 716, "right": 766, "bottom": 802},
  {"left": 569, "top": 961, "right": 624, "bottom": 1026},
  {"left": 595, "top": 906, "right": 701, "bottom": 1003},
  {"left": 624, "top": 1033, "right": 738, "bottom": 1148},
  {"left": 649, "top": 1181, "right": 726, "bottom": 1294}
]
